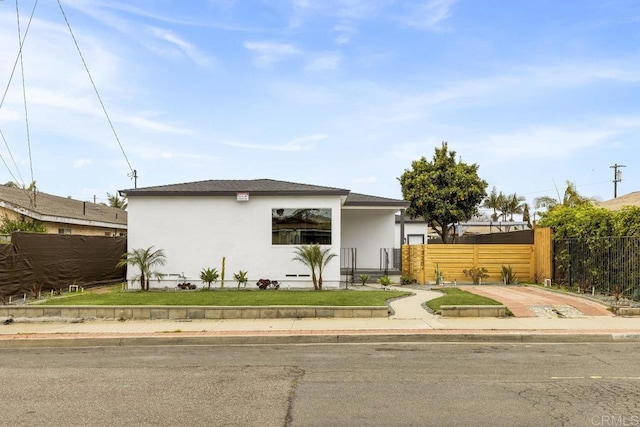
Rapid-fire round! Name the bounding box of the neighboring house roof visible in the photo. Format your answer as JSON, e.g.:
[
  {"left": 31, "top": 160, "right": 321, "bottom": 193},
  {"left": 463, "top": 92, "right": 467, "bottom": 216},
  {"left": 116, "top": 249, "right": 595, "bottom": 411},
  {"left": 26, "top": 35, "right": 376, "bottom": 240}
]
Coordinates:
[
  {"left": 344, "top": 192, "right": 410, "bottom": 208},
  {"left": 121, "top": 178, "right": 410, "bottom": 208},
  {"left": 597, "top": 191, "right": 640, "bottom": 211},
  {"left": 0, "top": 185, "right": 127, "bottom": 229}
]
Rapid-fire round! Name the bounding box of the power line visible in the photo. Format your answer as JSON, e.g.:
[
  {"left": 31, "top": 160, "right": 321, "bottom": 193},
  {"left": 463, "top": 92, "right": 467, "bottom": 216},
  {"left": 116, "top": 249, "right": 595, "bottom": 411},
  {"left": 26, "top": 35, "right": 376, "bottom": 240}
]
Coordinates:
[
  {"left": 16, "top": 0, "right": 35, "bottom": 187},
  {"left": 55, "top": 0, "right": 136, "bottom": 179},
  {"left": 0, "top": 0, "right": 38, "bottom": 192}
]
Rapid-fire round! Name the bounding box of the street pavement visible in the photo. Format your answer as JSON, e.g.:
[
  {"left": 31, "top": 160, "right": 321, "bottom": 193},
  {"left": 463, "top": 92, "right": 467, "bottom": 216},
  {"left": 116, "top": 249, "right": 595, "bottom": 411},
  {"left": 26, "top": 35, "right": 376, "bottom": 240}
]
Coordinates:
[{"left": 1, "top": 285, "right": 640, "bottom": 346}]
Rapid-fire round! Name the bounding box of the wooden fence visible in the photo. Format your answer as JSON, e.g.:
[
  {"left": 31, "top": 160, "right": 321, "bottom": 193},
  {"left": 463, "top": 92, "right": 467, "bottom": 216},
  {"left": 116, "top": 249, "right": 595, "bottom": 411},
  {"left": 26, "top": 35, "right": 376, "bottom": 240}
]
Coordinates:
[{"left": 402, "top": 227, "right": 552, "bottom": 284}]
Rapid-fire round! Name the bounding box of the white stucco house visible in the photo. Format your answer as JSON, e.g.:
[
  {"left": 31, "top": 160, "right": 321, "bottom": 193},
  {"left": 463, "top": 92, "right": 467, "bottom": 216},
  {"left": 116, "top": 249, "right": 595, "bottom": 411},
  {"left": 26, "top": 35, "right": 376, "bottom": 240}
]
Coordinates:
[{"left": 120, "top": 179, "right": 410, "bottom": 289}]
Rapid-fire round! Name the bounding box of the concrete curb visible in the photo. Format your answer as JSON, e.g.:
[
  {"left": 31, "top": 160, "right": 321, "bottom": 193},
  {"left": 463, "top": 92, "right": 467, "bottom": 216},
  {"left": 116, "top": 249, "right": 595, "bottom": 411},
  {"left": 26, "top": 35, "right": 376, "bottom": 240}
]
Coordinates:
[
  {"left": 0, "top": 305, "right": 390, "bottom": 320},
  {"left": 2, "top": 331, "right": 640, "bottom": 348}
]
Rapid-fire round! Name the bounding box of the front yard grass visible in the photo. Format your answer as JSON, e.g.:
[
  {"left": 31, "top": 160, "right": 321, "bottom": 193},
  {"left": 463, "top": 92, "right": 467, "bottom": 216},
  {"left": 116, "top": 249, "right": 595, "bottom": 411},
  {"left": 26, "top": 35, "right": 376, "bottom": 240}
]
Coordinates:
[
  {"left": 426, "top": 287, "right": 505, "bottom": 312},
  {"left": 40, "top": 289, "right": 411, "bottom": 306}
]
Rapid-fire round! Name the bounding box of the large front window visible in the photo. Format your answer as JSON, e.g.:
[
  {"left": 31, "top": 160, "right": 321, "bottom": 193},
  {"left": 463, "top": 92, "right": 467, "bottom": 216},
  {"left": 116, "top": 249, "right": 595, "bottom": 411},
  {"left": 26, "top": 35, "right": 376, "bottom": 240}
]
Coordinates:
[{"left": 272, "top": 208, "right": 331, "bottom": 245}]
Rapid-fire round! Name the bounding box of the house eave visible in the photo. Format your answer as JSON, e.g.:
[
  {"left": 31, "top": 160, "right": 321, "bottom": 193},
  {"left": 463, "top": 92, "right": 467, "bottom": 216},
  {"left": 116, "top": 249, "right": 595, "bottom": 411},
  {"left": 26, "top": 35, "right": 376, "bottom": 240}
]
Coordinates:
[{"left": 0, "top": 202, "right": 127, "bottom": 230}]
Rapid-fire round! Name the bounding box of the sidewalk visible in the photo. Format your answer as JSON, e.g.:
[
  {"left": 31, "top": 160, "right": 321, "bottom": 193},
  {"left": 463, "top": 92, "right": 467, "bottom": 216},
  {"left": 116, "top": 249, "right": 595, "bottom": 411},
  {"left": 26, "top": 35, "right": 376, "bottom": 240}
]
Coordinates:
[{"left": 1, "top": 285, "right": 640, "bottom": 347}]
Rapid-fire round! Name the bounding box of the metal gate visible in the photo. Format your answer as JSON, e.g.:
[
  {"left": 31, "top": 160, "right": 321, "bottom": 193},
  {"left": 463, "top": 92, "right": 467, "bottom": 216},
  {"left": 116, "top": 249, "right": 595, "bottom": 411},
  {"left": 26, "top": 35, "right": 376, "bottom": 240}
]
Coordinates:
[{"left": 553, "top": 237, "right": 640, "bottom": 296}]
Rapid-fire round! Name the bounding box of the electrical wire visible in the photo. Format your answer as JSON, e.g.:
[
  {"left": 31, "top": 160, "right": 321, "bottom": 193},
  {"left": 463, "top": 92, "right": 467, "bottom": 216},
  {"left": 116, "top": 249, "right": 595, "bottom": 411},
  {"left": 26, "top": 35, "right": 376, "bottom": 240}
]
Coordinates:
[
  {"left": 0, "top": 0, "right": 37, "bottom": 197},
  {"left": 55, "top": 0, "right": 136, "bottom": 177},
  {"left": 16, "top": 0, "right": 35, "bottom": 187}
]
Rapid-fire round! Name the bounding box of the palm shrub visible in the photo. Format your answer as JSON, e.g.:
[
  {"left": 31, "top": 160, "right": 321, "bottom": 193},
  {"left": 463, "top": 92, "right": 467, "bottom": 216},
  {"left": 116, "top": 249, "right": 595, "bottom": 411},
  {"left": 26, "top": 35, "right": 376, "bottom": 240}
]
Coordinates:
[
  {"left": 292, "top": 244, "right": 337, "bottom": 290},
  {"left": 377, "top": 275, "right": 393, "bottom": 289},
  {"left": 358, "top": 274, "right": 370, "bottom": 286},
  {"left": 200, "top": 267, "right": 219, "bottom": 290},
  {"left": 234, "top": 270, "right": 248, "bottom": 289},
  {"left": 116, "top": 246, "right": 167, "bottom": 291}
]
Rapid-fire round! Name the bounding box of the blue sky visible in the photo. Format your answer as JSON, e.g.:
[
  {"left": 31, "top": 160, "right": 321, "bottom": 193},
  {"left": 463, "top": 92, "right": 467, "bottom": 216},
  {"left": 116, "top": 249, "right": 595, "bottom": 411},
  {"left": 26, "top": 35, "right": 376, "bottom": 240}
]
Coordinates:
[{"left": 0, "top": 0, "right": 638, "bottom": 207}]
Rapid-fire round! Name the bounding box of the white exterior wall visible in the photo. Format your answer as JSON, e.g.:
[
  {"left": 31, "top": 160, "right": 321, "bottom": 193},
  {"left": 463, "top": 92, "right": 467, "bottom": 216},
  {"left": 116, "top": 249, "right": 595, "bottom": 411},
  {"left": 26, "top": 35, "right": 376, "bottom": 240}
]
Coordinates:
[
  {"left": 395, "top": 221, "right": 432, "bottom": 245},
  {"left": 126, "top": 195, "right": 343, "bottom": 289},
  {"left": 341, "top": 208, "right": 397, "bottom": 269}
]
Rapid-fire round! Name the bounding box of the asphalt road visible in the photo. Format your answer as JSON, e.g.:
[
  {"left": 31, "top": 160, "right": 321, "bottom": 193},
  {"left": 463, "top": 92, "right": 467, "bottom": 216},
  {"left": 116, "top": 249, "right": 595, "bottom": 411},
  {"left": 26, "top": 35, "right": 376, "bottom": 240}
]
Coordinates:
[{"left": 1, "top": 343, "right": 640, "bottom": 427}]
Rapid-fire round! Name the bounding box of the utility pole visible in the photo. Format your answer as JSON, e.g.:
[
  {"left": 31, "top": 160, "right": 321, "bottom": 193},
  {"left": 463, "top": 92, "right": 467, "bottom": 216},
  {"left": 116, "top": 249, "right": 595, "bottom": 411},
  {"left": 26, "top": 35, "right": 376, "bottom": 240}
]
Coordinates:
[
  {"left": 610, "top": 163, "right": 626, "bottom": 198},
  {"left": 128, "top": 169, "right": 138, "bottom": 188}
]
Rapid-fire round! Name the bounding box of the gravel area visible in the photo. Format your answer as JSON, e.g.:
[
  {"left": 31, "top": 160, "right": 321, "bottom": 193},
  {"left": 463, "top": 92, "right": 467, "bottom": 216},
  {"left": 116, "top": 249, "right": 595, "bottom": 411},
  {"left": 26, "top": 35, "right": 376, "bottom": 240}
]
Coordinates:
[{"left": 527, "top": 305, "right": 585, "bottom": 318}]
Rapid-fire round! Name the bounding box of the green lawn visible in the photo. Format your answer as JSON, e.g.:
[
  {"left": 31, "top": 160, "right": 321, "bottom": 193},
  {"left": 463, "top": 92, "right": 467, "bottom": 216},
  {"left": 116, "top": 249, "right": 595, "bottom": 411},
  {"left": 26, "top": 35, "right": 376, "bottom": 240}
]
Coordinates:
[
  {"left": 40, "top": 289, "right": 411, "bottom": 306},
  {"left": 426, "top": 288, "right": 505, "bottom": 312}
]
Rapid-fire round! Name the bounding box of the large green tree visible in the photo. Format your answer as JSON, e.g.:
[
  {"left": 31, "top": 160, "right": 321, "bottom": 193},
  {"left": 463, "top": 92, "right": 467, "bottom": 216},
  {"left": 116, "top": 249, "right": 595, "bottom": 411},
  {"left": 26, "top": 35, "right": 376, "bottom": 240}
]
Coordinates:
[{"left": 399, "top": 142, "right": 488, "bottom": 243}]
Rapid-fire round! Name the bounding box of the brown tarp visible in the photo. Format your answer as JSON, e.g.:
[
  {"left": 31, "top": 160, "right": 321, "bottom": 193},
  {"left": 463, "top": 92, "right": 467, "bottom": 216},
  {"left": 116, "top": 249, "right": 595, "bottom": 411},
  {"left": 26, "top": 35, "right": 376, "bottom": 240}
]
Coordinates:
[{"left": 0, "top": 232, "right": 126, "bottom": 297}]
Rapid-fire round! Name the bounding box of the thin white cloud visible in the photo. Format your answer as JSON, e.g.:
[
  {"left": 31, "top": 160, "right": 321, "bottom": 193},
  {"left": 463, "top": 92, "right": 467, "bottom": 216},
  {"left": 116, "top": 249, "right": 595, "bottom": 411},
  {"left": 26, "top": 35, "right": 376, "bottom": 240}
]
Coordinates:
[
  {"left": 333, "top": 24, "right": 357, "bottom": 44},
  {"left": 305, "top": 53, "right": 341, "bottom": 73},
  {"left": 223, "top": 134, "right": 328, "bottom": 151},
  {"left": 148, "top": 27, "right": 214, "bottom": 67},
  {"left": 244, "top": 41, "right": 301, "bottom": 67},
  {"left": 482, "top": 126, "right": 614, "bottom": 161},
  {"left": 397, "top": 0, "right": 457, "bottom": 31},
  {"left": 119, "top": 116, "right": 195, "bottom": 135}
]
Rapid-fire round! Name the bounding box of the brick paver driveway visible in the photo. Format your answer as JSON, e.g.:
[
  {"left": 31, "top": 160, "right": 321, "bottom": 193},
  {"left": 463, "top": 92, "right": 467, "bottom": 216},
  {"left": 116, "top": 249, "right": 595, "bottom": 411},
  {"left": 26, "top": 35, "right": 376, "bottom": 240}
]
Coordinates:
[{"left": 459, "top": 285, "right": 614, "bottom": 317}]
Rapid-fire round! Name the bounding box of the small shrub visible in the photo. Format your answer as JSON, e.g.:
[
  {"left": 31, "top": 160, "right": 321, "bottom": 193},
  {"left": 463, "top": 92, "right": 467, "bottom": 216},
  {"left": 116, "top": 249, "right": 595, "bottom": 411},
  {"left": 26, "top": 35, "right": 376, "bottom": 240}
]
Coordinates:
[
  {"left": 256, "top": 279, "right": 279, "bottom": 290},
  {"left": 463, "top": 267, "right": 489, "bottom": 285},
  {"left": 500, "top": 265, "right": 518, "bottom": 285},
  {"left": 530, "top": 270, "right": 543, "bottom": 284},
  {"left": 610, "top": 285, "right": 628, "bottom": 302},
  {"left": 377, "top": 275, "right": 393, "bottom": 288},
  {"left": 177, "top": 282, "right": 196, "bottom": 290},
  {"left": 234, "top": 270, "right": 248, "bottom": 289},
  {"left": 200, "top": 267, "right": 219, "bottom": 289},
  {"left": 632, "top": 288, "right": 640, "bottom": 302},
  {"left": 577, "top": 279, "right": 591, "bottom": 294},
  {"left": 400, "top": 275, "right": 415, "bottom": 285},
  {"left": 358, "top": 274, "right": 370, "bottom": 286}
]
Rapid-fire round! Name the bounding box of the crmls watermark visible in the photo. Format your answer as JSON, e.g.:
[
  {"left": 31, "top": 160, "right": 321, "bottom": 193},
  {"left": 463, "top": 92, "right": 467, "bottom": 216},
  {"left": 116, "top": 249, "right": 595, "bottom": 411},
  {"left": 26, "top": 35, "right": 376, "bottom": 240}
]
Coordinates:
[{"left": 591, "top": 415, "right": 640, "bottom": 426}]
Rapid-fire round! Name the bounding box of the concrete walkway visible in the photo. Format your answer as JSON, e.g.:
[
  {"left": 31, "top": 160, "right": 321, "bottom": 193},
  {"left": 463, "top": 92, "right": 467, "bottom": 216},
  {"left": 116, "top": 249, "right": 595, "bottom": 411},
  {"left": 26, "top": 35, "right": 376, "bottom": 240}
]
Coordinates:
[{"left": 387, "top": 285, "right": 441, "bottom": 319}]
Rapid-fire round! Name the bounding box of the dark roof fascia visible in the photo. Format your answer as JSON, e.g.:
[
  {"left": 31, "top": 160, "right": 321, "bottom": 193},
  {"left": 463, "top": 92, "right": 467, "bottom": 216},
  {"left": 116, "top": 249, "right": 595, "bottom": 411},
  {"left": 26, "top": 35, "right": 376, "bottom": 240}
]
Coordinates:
[
  {"left": 121, "top": 190, "right": 350, "bottom": 197},
  {"left": 342, "top": 191, "right": 410, "bottom": 208},
  {"left": 344, "top": 200, "right": 410, "bottom": 208}
]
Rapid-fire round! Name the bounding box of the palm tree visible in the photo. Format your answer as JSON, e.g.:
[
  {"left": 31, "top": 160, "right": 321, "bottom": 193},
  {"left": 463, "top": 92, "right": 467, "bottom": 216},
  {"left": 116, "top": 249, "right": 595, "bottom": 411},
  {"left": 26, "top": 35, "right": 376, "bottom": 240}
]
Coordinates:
[
  {"left": 292, "top": 244, "right": 337, "bottom": 290},
  {"left": 534, "top": 181, "right": 593, "bottom": 212},
  {"left": 505, "top": 193, "right": 526, "bottom": 221},
  {"left": 483, "top": 187, "right": 502, "bottom": 221},
  {"left": 107, "top": 192, "right": 127, "bottom": 209},
  {"left": 116, "top": 246, "right": 166, "bottom": 291}
]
